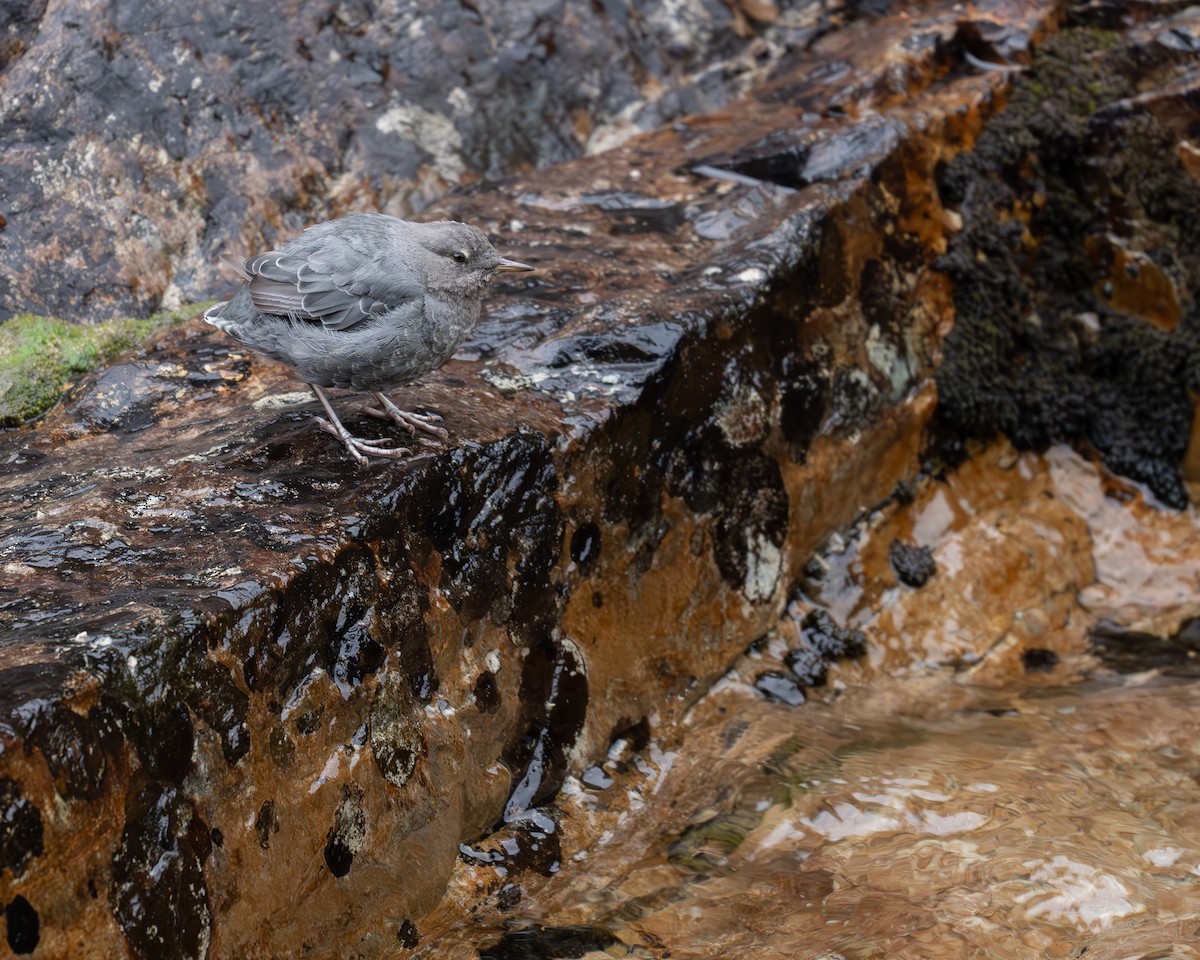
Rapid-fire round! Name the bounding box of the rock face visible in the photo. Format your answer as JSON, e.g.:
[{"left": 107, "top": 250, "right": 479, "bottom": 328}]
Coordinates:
[
  {"left": 1, "top": 0, "right": 1196, "bottom": 958},
  {"left": 0, "top": 0, "right": 817, "bottom": 323}
]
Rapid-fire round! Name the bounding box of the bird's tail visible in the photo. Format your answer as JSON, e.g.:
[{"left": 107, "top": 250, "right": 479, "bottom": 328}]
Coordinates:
[
  {"left": 205, "top": 255, "right": 252, "bottom": 336},
  {"left": 203, "top": 300, "right": 238, "bottom": 336}
]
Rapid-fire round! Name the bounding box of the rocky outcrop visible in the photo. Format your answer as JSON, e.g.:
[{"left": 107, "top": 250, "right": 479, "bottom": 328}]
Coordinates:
[
  {"left": 2, "top": 0, "right": 1197, "bottom": 957},
  {"left": 0, "top": 0, "right": 816, "bottom": 323}
]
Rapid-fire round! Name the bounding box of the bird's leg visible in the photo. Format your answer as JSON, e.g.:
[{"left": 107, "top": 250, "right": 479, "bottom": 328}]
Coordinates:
[
  {"left": 309, "top": 385, "right": 412, "bottom": 464},
  {"left": 358, "top": 392, "right": 451, "bottom": 440}
]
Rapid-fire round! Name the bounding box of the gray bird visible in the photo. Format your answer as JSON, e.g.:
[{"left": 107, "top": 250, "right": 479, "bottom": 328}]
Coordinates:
[{"left": 205, "top": 214, "right": 533, "bottom": 464}]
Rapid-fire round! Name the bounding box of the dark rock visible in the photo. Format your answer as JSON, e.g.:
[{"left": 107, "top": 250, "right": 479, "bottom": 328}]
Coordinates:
[
  {"left": 111, "top": 782, "right": 212, "bottom": 960},
  {"left": 888, "top": 539, "right": 937, "bottom": 588},
  {"left": 797, "top": 609, "right": 867, "bottom": 660},
  {"left": 0, "top": 0, "right": 817, "bottom": 323},
  {"left": 935, "top": 26, "right": 1200, "bottom": 508},
  {"left": 754, "top": 670, "right": 807, "bottom": 705}
]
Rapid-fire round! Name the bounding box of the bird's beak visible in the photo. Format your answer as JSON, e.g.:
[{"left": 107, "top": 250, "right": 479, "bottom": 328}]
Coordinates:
[{"left": 495, "top": 257, "right": 534, "bottom": 272}]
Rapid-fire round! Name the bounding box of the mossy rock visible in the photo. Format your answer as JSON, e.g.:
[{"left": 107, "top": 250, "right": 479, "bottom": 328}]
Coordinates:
[
  {"left": 0, "top": 305, "right": 212, "bottom": 428},
  {"left": 934, "top": 26, "right": 1200, "bottom": 508}
]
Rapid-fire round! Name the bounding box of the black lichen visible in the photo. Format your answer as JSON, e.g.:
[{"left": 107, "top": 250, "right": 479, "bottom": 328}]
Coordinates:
[
  {"left": 0, "top": 780, "right": 43, "bottom": 876},
  {"left": 798, "top": 609, "right": 866, "bottom": 660},
  {"left": 323, "top": 784, "right": 366, "bottom": 879},
  {"left": 5, "top": 895, "right": 38, "bottom": 955},
  {"left": 111, "top": 781, "right": 212, "bottom": 960},
  {"left": 888, "top": 540, "right": 937, "bottom": 588},
  {"left": 935, "top": 29, "right": 1200, "bottom": 508}
]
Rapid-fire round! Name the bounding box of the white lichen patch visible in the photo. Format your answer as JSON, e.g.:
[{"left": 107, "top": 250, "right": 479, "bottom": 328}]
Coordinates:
[
  {"left": 447, "top": 86, "right": 472, "bottom": 115},
  {"left": 253, "top": 390, "right": 314, "bottom": 409},
  {"left": 736, "top": 266, "right": 767, "bottom": 284},
  {"left": 866, "top": 323, "right": 911, "bottom": 396},
  {"left": 480, "top": 368, "right": 552, "bottom": 393},
  {"left": 375, "top": 103, "right": 464, "bottom": 183},
  {"left": 743, "top": 532, "right": 782, "bottom": 603},
  {"left": 715, "top": 379, "right": 772, "bottom": 447}
]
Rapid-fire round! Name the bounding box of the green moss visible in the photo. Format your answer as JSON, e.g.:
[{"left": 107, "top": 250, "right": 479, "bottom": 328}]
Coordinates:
[{"left": 0, "top": 303, "right": 214, "bottom": 427}]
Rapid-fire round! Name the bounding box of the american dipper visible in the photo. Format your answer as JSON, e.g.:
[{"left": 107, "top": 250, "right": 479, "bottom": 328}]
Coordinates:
[{"left": 205, "top": 213, "right": 533, "bottom": 464}]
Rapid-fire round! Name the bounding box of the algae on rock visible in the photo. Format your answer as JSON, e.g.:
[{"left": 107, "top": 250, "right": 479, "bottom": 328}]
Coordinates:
[{"left": 0, "top": 305, "right": 210, "bottom": 427}]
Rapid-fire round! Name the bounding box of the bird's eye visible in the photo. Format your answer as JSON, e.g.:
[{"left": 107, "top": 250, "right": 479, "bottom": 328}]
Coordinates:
[{"left": 451, "top": 250, "right": 468, "bottom": 264}]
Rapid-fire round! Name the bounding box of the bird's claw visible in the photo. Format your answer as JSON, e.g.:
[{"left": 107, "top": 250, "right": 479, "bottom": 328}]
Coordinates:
[
  {"left": 314, "top": 417, "right": 413, "bottom": 464},
  {"left": 361, "top": 394, "right": 451, "bottom": 440}
]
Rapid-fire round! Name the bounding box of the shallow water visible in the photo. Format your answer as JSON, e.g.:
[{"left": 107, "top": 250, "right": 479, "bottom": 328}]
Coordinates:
[
  {"left": 412, "top": 675, "right": 1200, "bottom": 960},
  {"left": 408, "top": 446, "right": 1200, "bottom": 959}
]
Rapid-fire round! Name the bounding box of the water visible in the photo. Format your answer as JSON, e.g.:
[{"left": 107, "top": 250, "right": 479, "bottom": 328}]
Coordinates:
[{"left": 406, "top": 445, "right": 1200, "bottom": 959}]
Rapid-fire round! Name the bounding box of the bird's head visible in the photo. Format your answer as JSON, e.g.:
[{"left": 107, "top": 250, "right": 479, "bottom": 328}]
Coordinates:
[{"left": 413, "top": 221, "right": 533, "bottom": 298}]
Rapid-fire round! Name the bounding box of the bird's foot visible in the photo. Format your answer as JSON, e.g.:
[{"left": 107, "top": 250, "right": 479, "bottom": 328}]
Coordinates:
[
  {"left": 360, "top": 393, "right": 450, "bottom": 439},
  {"left": 314, "top": 417, "right": 413, "bottom": 465}
]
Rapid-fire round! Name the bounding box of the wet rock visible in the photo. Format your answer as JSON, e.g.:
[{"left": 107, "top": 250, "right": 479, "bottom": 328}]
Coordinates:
[
  {"left": 68, "top": 361, "right": 203, "bottom": 433},
  {"left": 0, "top": 0, "right": 1092, "bottom": 951},
  {"left": 504, "top": 639, "right": 588, "bottom": 820},
  {"left": 713, "top": 453, "right": 789, "bottom": 603},
  {"left": 478, "top": 923, "right": 618, "bottom": 960},
  {"left": 581, "top": 766, "right": 614, "bottom": 790},
  {"left": 111, "top": 782, "right": 212, "bottom": 960},
  {"left": 754, "top": 670, "right": 807, "bottom": 705},
  {"left": 888, "top": 539, "right": 937, "bottom": 587}
]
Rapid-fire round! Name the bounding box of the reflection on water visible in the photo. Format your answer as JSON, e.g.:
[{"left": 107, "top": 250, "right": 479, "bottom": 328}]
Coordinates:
[
  {"left": 409, "top": 447, "right": 1200, "bottom": 959},
  {"left": 417, "top": 677, "right": 1200, "bottom": 960}
]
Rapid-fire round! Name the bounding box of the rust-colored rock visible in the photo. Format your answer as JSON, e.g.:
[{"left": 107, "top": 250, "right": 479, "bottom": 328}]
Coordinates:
[{"left": 3, "top": 0, "right": 1197, "bottom": 957}]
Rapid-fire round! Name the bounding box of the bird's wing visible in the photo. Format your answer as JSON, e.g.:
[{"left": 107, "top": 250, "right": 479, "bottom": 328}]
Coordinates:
[{"left": 244, "top": 223, "right": 423, "bottom": 331}]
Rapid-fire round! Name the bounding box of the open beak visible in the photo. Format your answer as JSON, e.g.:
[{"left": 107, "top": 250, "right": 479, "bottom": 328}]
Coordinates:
[{"left": 495, "top": 257, "right": 535, "bottom": 272}]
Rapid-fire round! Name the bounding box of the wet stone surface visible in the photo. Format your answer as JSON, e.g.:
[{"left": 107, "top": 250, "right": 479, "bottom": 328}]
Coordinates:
[
  {"left": 4, "top": 0, "right": 1195, "bottom": 956},
  {"left": 415, "top": 444, "right": 1200, "bottom": 960}
]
